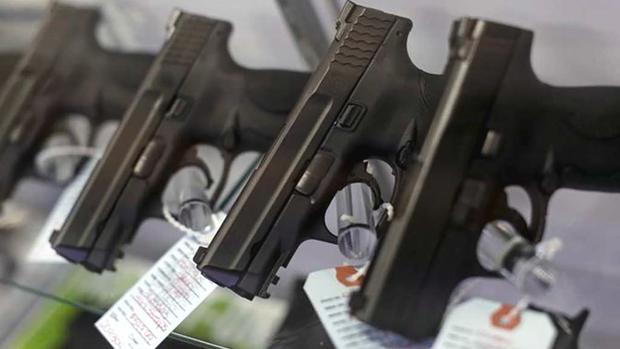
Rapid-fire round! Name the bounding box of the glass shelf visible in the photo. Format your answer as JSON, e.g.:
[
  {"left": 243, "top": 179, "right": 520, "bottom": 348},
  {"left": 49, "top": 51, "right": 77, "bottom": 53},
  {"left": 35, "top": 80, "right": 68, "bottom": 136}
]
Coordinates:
[
  {"left": 0, "top": 154, "right": 297, "bottom": 349},
  {"left": 0, "top": 259, "right": 273, "bottom": 349}
]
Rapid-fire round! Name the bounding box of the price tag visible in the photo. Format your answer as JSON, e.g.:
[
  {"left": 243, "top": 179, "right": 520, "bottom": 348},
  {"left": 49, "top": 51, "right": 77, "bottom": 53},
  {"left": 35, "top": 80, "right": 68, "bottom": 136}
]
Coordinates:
[
  {"left": 432, "top": 298, "right": 557, "bottom": 349},
  {"left": 27, "top": 159, "right": 97, "bottom": 263},
  {"left": 304, "top": 266, "right": 415, "bottom": 349},
  {"left": 95, "top": 237, "right": 217, "bottom": 349}
]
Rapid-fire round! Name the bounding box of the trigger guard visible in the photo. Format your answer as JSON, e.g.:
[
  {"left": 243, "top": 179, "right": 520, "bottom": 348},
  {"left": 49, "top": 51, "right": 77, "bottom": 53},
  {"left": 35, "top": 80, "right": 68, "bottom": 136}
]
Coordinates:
[
  {"left": 345, "top": 162, "right": 383, "bottom": 210},
  {"left": 524, "top": 184, "right": 550, "bottom": 242},
  {"left": 210, "top": 150, "right": 234, "bottom": 206},
  {"left": 314, "top": 221, "right": 338, "bottom": 244},
  {"left": 491, "top": 191, "right": 528, "bottom": 239}
]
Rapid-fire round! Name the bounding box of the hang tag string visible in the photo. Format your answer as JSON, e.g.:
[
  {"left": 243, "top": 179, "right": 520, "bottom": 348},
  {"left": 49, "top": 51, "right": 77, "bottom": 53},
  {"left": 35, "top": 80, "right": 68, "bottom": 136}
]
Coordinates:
[
  {"left": 346, "top": 262, "right": 369, "bottom": 283},
  {"left": 35, "top": 145, "right": 101, "bottom": 168},
  {"left": 536, "top": 237, "right": 563, "bottom": 260},
  {"left": 162, "top": 204, "right": 225, "bottom": 246},
  {"left": 445, "top": 235, "right": 564, "bottom": 328},
  {"left": 162, "top": 204, "right": 204, "bottom": 238},
  {"left": 500, "top": 237, "right": 564, "bottom": 324},
  {"left": 163, "top": 155, "right": 258, "bottom": 243},
  {"left": 501, "top": 296, "right": 530, "bottom": 325}
]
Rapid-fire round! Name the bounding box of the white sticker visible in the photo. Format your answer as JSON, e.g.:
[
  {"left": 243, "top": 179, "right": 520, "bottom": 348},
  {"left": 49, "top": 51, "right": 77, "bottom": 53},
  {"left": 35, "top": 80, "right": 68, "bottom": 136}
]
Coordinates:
[
  {"left": 304, "top": 266, "right": 415, "bottom": 349},
  {"left": 27, "top": 159, "right": 97, "bottom": 263},
  {"left": 432, "top": 298, "right": 557, "bottom": 349},
  {"left": 95, "top": 237, "right": 217, "bottom": 349}
]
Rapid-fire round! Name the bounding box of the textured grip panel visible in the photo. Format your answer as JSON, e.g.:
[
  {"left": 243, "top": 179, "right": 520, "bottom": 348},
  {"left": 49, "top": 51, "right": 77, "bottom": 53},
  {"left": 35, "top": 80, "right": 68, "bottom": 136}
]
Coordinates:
[
  {"left": 163, "top": 15, "right": 215, "bottom": 66},
  {"left": 332, "top": 8, "right": 394, "bottom": 68}
]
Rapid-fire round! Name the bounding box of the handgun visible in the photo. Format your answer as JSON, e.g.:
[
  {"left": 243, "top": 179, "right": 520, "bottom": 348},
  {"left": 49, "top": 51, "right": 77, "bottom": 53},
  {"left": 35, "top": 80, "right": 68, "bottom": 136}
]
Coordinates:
[
  {"left": 350, "top": 18, "right": 620, "bottom": 339},
  {"left": 0, "top": 3, "right": 153, "bottom": 203},
  {"left": 50, "top": 11, "right": 309, "bottom": 272},
  {"left": 193, "top": 2, "right": 445, "bottom": 299}
]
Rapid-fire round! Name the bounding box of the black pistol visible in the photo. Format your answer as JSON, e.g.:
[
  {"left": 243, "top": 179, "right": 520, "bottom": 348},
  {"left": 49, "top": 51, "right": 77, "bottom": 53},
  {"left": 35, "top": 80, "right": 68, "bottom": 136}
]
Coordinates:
[
  {"left": 193, "top": 2, "right": 444, "bottom": 299},
  {"left": 50, "top": 11, "right": 308, "bottom": 272},
  {"left": 351, "top": 18, "right": 620, "bottom": 340},
  {"left": 0, "top": 3, "right": 153, "bottom": 203}
]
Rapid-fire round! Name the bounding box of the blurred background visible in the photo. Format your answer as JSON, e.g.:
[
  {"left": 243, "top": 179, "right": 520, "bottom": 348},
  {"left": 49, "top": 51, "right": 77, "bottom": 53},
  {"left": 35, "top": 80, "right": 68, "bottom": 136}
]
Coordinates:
[{"left": 1, "top": 0, "right": 619, "bottom": 348}]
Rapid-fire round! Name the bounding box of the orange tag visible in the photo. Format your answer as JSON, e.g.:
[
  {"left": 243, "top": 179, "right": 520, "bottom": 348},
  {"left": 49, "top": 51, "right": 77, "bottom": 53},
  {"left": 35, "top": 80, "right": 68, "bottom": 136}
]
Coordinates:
[
  {"left": 491, "top": 304, "right": 522, "bottom": 330},
  {"left": 304, "top": 268, "right": 413, "bottom": 348},
  {"left": 432, "top": 298, "right": 556, "bottom": 349},
  {"left": 335, "top": 265, "right": 364, "bottom": 287}
]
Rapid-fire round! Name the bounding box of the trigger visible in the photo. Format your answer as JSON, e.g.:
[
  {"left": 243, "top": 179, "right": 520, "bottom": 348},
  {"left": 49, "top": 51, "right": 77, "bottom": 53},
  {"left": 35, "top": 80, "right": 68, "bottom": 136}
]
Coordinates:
[{"left": 346, "top": 161, "right": 383, "bottom": 210}]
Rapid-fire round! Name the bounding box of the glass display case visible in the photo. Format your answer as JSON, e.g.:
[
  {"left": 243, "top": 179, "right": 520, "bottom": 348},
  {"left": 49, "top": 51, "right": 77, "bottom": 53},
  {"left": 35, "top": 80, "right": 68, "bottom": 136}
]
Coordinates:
[{"left": 2, "top": 1, "right": 620, "bottom": 349}]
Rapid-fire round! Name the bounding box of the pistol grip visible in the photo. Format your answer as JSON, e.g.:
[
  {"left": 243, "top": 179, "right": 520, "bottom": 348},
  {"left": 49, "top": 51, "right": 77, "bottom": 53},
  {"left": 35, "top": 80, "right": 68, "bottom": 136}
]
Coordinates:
[
  {"left": 546, "top": 85, "right": 620, "bottom": 192},
  {"left": 95, "top": 51, "right": 154, "bottom": 120},
  {"left": 44, "top": 3, "right": 154, "bottom": 123},
  {"left": 233, "top": 69, "right": 309, "bottom": 152},
  {"left": 351, "top": 224, "right": 492, "bottom": 339},
  {"left": 0, "top": 98, "right": 57, "bottom": 201}
]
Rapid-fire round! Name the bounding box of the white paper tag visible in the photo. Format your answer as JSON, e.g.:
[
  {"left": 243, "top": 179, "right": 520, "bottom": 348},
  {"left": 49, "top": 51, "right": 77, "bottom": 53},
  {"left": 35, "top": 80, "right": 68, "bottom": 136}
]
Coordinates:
[
  {"left": 304, "top": 266, "right": 415, "bottom": 349},
  {"left": 432, "top": 298, "right": 557, "bottom": 349},
  {"left": 95, "top": 237, "right": 217, "bottom": 349},
  {"left": 27, "top": 159, "right": 98, "bottom": 263}
]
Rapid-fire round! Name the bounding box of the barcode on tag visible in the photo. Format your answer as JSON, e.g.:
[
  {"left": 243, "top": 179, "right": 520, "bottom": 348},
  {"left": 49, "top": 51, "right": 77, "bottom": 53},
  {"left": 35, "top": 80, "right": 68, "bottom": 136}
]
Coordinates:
[
  {"left": 432, "top": 298, "right": 557, "bottom": 349},
  {"left": 95, "top": 237, "right": 217, "bottom": 349},
  {"left": 304, "top": 266, "right": 415, "bottom": 349}
]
